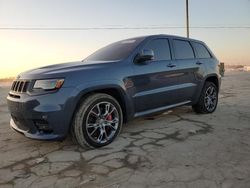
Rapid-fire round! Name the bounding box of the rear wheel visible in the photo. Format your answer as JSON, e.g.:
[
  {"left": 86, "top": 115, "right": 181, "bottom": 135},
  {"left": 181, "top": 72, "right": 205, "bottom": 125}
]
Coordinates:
[
  {"left": 72, "top": 93, "right": 123, "bottom": 148},
  {"left": 192, "top": 81, "right": 218, "bottom": 114}
]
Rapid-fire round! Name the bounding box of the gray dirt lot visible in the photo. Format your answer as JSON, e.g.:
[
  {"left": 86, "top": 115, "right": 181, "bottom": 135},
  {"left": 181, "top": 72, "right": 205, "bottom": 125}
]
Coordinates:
[{"left": 0, "top": 71, "right": 250, "bottom": 188}]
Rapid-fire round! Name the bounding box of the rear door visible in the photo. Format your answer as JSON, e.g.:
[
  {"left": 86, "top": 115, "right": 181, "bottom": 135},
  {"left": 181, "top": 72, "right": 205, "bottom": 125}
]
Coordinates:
[
  {"left": 131, "top": 38, "right": 180, "bottom": 114},
  {"left": 171, "top": 39, "right": 199, "bottom": 102},
  {"left": 191, "top": 41, "right": 212, "bottom": 74}
]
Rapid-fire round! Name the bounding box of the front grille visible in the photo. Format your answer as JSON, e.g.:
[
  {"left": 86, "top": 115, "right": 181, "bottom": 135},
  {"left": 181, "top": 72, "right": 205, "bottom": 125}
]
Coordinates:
[{"left": 11, "top": 80, "right": 30, "bottom": 93}]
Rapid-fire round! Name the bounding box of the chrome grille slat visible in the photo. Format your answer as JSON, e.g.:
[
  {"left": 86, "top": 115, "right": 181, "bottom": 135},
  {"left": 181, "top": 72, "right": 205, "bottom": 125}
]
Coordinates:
[
  {"left": 17, "top": 82, "right": 23, "bottom": 92},
  {"left": 11, "top": 81, "right": 16, "bottom": 90},
  {"left": 23, "top": 81, "right": 29, "bottom": 92},
  {"left": 14, "top": 81, "right": 19, "bottom": 91}
]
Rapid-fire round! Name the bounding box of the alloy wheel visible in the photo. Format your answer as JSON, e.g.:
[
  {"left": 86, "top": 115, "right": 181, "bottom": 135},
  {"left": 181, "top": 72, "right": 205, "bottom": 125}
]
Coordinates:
[
  {"left": 204, "top": 86, "right": 217, "bottom": 112},
  {"left": 85, "top": 102, "right": 119, "bottom": 144}
]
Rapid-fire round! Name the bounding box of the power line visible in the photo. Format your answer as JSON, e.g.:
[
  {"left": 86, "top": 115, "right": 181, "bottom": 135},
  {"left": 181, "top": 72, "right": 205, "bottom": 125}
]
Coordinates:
[{"left": 0, "top": 26, "right": 250, "bottom": 31}]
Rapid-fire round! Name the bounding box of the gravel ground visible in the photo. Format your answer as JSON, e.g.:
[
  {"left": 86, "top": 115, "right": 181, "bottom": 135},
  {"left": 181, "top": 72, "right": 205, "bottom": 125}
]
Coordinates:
[{"left": 0, "top": 71, "right": 250, "bottom": 188}]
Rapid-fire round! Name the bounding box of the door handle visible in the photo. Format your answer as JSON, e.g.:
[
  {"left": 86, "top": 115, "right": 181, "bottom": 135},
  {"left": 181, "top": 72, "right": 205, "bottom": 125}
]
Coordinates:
[
  {"left": 196, "top": 61, "right": 203, "bottom": 65},
  {"left": 167, "top": 64, "right": 176, "bottom": 68}
]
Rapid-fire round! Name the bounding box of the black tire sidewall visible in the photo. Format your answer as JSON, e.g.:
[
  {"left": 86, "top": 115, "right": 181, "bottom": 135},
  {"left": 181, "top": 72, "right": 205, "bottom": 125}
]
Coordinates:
[{"left": 193, "top": 81, "right": 218, "bottom": 114}]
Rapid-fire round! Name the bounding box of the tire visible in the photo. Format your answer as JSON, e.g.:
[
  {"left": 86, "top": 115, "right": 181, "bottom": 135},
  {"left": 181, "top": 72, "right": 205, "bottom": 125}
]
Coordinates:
[
  {"left": 70, "top": 124, "right": 78, "bottom": 145},
  {"left": 72, "top": 93, "right": 123, "bottom": 148},
  {"left": 192, "top": 81, "right": 218, "bottom": 114}
]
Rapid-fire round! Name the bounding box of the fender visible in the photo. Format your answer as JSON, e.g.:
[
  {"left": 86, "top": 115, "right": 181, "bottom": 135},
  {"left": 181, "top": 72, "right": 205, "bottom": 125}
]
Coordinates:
[{"left": 68, "top": 79, "right": 134, "bottom": 125}]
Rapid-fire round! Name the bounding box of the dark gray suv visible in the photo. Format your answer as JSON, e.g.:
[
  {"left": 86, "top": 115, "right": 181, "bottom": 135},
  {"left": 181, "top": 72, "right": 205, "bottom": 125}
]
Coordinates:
[{"left": 7, "top": 34, "right": 221, "bottom": 148}]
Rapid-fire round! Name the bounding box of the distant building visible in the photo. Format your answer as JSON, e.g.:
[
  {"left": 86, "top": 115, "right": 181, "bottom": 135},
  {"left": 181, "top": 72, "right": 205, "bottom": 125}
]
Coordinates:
[{"left": 243, "top": 66, "right": 250, "bottom": 71}]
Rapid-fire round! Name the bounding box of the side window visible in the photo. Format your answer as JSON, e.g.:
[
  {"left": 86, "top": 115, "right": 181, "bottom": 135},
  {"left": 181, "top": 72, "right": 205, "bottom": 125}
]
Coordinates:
[
  {"left": 193, "top": 42, "right": 211, "bottom": 58},
  {"left": 144, "top": 39, "right": 171, "bottom": 61},
  {"left": 173, "top": 40, "right": 194, "bottom": 60}
]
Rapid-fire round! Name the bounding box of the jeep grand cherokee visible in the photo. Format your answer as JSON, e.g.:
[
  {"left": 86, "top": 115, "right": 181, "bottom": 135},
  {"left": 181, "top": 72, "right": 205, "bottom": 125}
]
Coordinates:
[{"left": 7, "top": 34, "right": 221, "bottom": 148}]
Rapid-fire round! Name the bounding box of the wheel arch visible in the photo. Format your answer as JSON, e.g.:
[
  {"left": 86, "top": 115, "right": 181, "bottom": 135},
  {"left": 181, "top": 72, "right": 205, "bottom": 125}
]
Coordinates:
[
  {"left": 205, "top": 74, "right": 220, "bottom": 90},
  {"left": 70, "top": 84, "right": 132, "bottom": 133},
  {"left": 193, "top": 74, "right": 220, "bottom": 105}
]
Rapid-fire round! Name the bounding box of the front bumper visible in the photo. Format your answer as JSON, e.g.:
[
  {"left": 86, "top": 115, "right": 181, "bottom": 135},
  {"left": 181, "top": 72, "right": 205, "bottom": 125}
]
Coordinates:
[
  {"left": 10, "top": 118, "right": 62, "bottom": 140},
  {"left": 7, "top": 87, "right": 76, "bottom": 140}
]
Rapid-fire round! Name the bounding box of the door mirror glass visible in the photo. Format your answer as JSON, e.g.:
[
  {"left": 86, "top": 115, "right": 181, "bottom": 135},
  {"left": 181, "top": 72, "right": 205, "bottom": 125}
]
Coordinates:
[{"left": 135, "top": 49, "right": 154, "bottom": 63}]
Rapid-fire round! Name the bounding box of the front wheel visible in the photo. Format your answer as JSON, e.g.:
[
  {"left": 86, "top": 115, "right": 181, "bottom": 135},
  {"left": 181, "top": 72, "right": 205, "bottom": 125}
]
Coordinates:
[
  {"left": 192, "top": 81, "right": 218, "bottom": 114},
  {"left": 72, "top": 93, "right": 123, "bottom": 148}
]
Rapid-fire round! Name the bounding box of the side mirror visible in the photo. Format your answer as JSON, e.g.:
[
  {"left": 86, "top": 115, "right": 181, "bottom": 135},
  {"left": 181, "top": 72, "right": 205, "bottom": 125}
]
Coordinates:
[{"left": 134, "top": 49, "right": 154, "bottom": 63}]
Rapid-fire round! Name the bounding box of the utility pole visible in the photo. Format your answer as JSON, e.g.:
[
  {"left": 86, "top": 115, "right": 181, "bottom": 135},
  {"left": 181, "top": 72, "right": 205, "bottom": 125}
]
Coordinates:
[{"left": 186, "top": 0, "right": 189, "bottom": 38}]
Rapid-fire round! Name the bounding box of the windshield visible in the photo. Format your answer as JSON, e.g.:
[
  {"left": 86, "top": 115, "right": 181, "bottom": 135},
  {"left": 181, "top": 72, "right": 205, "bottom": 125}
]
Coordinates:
[{"left": 85, "top": 37, "right": 145, "bottom": 62}]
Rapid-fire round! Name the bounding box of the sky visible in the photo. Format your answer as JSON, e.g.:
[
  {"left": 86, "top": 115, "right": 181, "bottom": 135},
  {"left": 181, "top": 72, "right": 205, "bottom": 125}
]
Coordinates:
[{"left": 0, "top": 0, "right": 250, "bottom": 78}]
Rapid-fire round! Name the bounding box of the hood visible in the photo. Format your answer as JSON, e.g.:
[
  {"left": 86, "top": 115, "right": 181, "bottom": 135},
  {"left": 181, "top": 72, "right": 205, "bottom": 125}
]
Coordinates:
[{"left": 19, "top": 60, "right": 119, "bottom": 79}]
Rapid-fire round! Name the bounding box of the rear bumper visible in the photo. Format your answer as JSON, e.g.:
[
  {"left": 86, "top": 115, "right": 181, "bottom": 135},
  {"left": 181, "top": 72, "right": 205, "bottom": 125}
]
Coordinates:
[{"left": 7, "top": 87, "right": 76, "bottom": 140}]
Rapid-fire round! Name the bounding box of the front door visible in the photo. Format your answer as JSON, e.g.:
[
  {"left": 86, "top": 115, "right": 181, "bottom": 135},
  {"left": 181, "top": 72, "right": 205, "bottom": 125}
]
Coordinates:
[{"left": 131, "top": 38, "right": 181, "bottom": 114}]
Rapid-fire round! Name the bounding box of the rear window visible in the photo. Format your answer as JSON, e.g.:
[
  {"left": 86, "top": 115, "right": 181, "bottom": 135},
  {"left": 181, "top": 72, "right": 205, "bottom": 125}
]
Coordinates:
[
  {"left": 173, "top": 40, "right": 194, "bottom": 60},
  {"left": 143, "top": 39, "right": 171, "bottom": 61},
  {"left": 85, "top": 37, "right": 144, "bottom": 61},
  {"left": 193, "top": 42, "right": 211, "bottom": 58}
]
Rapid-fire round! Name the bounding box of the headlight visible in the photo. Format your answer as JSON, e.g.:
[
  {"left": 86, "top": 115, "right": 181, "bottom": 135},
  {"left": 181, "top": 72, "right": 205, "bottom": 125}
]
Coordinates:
[{"left": 33, "top": 79, "right": 64, "bottom": 91}]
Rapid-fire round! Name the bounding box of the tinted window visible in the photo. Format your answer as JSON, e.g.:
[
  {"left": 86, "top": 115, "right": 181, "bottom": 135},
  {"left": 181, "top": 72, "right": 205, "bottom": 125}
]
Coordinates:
[
  {"left": 144, "top": 39, "right": 171, "bottom": 61},
  {"left": 85, "top": 37, "right": 144, "bottom": 61},
  {"left": 173, "top": 40, "right": 194, "bottom": 60},
  {"left": 193, "top": 42, "right": 211, "bottom": 58}
]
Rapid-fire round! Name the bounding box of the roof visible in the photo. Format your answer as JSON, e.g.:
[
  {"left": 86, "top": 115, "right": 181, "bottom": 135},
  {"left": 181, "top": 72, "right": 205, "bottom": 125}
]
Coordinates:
[{"left": 130, "top": 34, "right": 204, "bottom": 43}]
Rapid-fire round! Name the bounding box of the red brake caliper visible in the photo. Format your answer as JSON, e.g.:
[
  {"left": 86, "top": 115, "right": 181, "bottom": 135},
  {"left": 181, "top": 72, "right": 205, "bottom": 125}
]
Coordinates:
[{"left": 106, "top": 114, "right": 112, "bottom": 121}]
